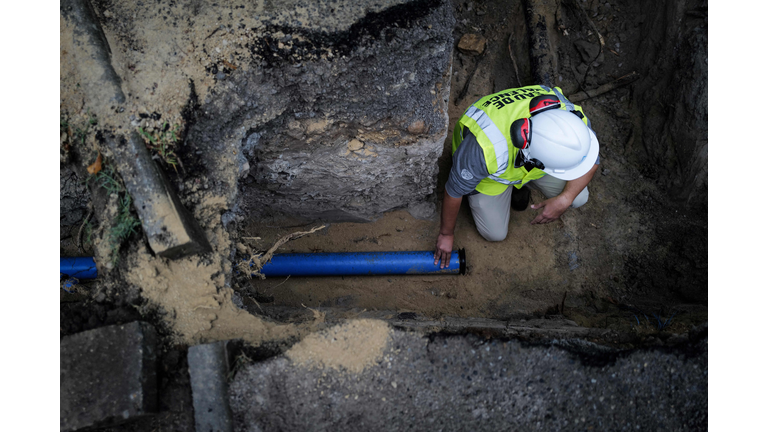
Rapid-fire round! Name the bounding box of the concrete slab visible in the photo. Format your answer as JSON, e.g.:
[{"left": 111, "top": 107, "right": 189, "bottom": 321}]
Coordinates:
[
  {"left": 188, "top": 341, "right": 234, "bottom": 432},
  {"left": 60, "top": 321, "right": 158, "bottom": 431}
]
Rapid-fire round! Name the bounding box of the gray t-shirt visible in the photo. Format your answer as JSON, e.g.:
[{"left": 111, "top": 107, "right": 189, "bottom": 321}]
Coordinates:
[
  {"left": 445, "top": 130, "right": 488, "bottom": 198},
  {"left": 445, "top": 129, "right": 600, "bottom": 198}
]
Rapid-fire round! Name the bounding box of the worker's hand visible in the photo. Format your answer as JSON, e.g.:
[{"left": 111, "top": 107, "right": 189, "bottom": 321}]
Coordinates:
[
  {"left": 434, "top": 233, "right": 454, "bottom": 269},
  {"left": 530, "top": 194, "right": 571, "bottom": 224}
]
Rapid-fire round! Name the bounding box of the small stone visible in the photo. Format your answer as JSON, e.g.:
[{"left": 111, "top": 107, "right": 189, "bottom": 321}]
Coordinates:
[
  {"left": 239, "top": 160, "right": 250, "bottom": 178},
  {"left": 458, "top": 34, "right": 486, "bottom": 56},
  {"left": 407, "top": 120, "right": 426, "bottom": 135},
  {"left": 575, "top": 62, "right": 589, "bottom": 77},
  {"left": 347, "top": 139, "right": 364, "bottom": 152},
  {"left": 601, "top": 168, "right": 610, "bottom": 176},
  {"left": 407, "top": 201, "right": 436, "bottom": 220},
  {"left": 574, "top": 40, "right": 602, "bottom": 63},
  {"left": 215, "top": 72, "right": 226, "bottom": 80}
]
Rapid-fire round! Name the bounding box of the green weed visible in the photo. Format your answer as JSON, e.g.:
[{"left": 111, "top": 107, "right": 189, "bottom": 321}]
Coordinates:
[
  {"left": 90, "top": 160, "right": 141, "bottom": 266},
  {"left": 61, "top": 112, "right": 97, "bottom": 146},
  {"left": 228, "top": 352, "right": 254, "bottom": 382},
  {"left": 138, "top": 122, "right": 182, "bottom": 171},
  {"left": 108, "top": 194, "right": 141, "bottom": 265},
  {"left": 95, "top": 164, "right": 124, "bottom": 195}
]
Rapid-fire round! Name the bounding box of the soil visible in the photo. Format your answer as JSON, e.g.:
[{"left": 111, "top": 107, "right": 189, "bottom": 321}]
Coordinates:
[{"left": 285, "top": 319, "right": 393, "bottom": 373}]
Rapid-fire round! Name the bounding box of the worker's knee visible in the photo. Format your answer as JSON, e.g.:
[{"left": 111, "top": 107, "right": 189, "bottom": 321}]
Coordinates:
[
  {"left": 570, "top": 188, "right": 590, "bottom": 209},
  {"left": 478, "top": 227, "right": 508, "bottom": 242}
]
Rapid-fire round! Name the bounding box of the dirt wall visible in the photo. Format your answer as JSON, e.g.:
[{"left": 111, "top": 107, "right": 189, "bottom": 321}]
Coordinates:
[{"left": 633, "top": 0, "right": 708, "bottom": 213}]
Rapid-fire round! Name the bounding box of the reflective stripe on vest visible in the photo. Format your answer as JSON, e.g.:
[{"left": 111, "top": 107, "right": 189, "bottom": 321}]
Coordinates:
[
  {"left": 487, "top": 176, "right": 521, "bottom": 185},
  {"left": 463, "top": 106, "right": 509, "bottom": 177},
  {"left": 552, "top": 87, "right": 575, "bottom": 112}
]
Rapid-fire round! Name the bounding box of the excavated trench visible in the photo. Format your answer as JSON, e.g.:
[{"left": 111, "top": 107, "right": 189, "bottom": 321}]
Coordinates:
[
  {"left": 60, "top": 0, "right": 707, "bottom": 429},
  {"left": 60, "top": 0, "right": 708, "bottom": 351},
  {"left": 229, "top": 0, "right": 708, "bottom": 345}
]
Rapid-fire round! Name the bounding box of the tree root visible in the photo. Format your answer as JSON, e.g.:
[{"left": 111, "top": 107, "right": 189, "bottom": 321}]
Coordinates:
[
  {"left": 238, "top": 225, "right": 326, "bottom": 279},
  {"left": 567, "top": 72, "right": 639, "bottom": 103}
]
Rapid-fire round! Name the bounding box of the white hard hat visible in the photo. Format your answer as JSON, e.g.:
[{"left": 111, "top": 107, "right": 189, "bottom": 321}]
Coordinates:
[{"left": 522, "top": 109, "right": 600, "bottom": 181}]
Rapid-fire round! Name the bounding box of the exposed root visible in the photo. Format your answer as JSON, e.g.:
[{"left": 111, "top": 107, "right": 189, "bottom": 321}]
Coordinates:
[
  {"left": 238, "top": 225, "right": 326, "bottom": 279},
  {"left": 565, "top": 0, "right": 606, "bottom": 92},
  {"left": 567, "top": 71, "right": 640, "bottom": 103},
  {"left": 507, "top": 34, "right": 523, "bottom": 88},
  {"left": 77, "top": 208, "right": 93, "bottom": 253}
]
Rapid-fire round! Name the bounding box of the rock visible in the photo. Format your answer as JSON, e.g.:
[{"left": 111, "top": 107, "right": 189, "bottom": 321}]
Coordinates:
[
  {"left": 239, "top": 160, "right": 250, "bottom": 179},
  {"left": 458, "top": 33, "right": 486, "bottom": 55},
  {"left": 575, "top": 62, "right": 589, "bottom": 77},
  {"left": 60, "top": 322, "right": 158, "bottom": 431},
  {"left": 574, "top": 40, "right": 603, "bottom": 64},
  {"left": 407, "top": 201, "right": 435, "bottom": 220},
  {"left": 347, "top": 139, "right": 364, "bottom": 152},
  {"left": 407, "top": 120, "right": 427, "bottom": 134}
]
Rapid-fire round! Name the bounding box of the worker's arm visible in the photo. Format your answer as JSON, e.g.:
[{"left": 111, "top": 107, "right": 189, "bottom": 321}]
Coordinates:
[
  {"left": 434, "top": 192, "right": 462, "bottom": 268},
  {"left": 434, "top": 129, "right": 487, "bottom": 267},
  {"left": 530, "top": 163, "right": 599, "bottom": 224}
]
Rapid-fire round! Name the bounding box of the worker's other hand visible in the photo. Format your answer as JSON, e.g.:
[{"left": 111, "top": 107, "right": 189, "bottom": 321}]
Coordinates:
[
  {"left": 434, "top": 233, "right": 454, "bottom": 269},
  {"left": 530, "top": 195, "right": 571, "bottom": 224}
]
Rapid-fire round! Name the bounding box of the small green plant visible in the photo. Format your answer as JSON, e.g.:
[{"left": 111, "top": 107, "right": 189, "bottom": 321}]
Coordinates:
[
  {"left": 107, "top": 194, "right": 142, "bottom": 265},
  {"left": 228, "top": 352, "right": 254, "bottom": 382},
  {"left": 95, "top": 164, "right": 124, "bottom": 195},
  {"left": 90, "top": 160, "right": 141, "bottom": 266},
  {"left": 61, "top": 112, "right": 97, "bottom": 147},
  {"left": 138, "top": 122, "right": 182, "bottom": 171}
]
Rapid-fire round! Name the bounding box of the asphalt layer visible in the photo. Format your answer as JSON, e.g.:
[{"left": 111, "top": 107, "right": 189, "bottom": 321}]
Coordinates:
[{"left": 230, "top": 327, "right": 707, "bottom": 431}]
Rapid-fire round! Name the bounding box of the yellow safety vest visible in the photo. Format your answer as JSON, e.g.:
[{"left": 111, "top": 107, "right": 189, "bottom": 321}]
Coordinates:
[{"left": 452, "top": 85, "right": 590, "bottom": 196}]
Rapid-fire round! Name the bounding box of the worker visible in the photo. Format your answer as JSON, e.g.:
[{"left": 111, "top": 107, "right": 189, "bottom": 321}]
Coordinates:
[{"left": 434, "top": 85, "right": 600, "bottom": 268}]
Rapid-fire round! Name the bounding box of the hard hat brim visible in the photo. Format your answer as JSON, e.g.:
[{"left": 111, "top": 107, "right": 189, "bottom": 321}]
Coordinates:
[{"left": 543, "top": 128, "right": 600, "bottom": 181}]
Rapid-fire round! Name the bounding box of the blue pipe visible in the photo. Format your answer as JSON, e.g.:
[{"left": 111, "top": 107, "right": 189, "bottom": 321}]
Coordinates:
[
  {"left": 257, "top": 249, "right": 466, "bottom": 277},
  {"left": 60, "top": 257, "right": 98, "bottom": 280}
]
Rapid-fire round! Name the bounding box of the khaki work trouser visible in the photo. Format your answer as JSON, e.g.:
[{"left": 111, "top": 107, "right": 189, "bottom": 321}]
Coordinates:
[{"left": 467, "top": 175, "right": 589, "bottom": 241}]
